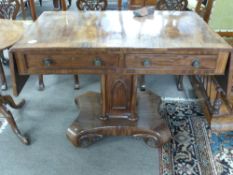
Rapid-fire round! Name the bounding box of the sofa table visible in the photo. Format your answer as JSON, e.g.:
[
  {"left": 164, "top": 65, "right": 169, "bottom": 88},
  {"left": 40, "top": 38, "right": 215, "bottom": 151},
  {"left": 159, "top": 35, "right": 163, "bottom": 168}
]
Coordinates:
[{"left": 9, "top": 11, "right": 232, "bottom": 147}]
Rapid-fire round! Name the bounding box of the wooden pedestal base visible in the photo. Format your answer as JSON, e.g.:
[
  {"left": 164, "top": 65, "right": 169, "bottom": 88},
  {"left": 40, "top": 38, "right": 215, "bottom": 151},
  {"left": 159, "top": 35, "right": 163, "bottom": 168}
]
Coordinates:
[{"left": 67, "top": 91, "right": 171, "bottom": 148}]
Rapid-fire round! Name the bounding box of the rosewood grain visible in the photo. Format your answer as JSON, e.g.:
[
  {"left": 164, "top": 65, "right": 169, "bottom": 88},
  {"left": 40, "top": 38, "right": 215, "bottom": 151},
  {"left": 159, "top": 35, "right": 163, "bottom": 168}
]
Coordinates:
[
  {"left": 10, "top": 11, "right": 232, "bottom": 146},
  {"left": 67, "top": 91, "right": 171, "bottom": 147}
]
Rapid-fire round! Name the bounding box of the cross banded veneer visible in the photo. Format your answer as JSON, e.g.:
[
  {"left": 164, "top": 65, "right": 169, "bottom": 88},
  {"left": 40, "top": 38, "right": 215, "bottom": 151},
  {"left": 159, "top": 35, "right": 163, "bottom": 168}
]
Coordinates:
[{"left": 10, "top": 11, "right": 232, "bottom": 147}]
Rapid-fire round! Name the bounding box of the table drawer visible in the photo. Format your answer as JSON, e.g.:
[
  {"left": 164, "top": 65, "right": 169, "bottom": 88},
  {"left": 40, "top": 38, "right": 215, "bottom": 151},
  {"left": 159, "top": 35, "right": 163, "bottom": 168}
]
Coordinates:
[
  {"left": 24, "top": 53, "right": 119, "bottom": 71},
  {"left": 125, "top": 54, "right": 218, "bottom": 70}
]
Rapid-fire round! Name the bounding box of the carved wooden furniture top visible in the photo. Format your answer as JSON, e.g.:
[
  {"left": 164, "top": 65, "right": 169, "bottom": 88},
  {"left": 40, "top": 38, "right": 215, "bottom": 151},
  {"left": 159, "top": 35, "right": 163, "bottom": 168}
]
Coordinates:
[
  {"left": 0, "top": 19, "right": 32, "bottom": 50},
  {"left": 11, "top": 11, "right": 231, "bottom": 51}
]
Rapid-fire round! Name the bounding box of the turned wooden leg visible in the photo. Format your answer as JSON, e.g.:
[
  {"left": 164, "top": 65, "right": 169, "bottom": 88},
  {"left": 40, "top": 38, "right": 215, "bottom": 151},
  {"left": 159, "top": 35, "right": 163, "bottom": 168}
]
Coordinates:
[
  {"left": 0, "top": 104, "right": 29, "bottom": 145},
  {"left": 74, "top": 75, "right": 80, "bottom": 89},
  {"left": 118, "top": 0, "right": 122, "bottom": 10},
  {"left": 138, "top": 75, "right": 146, "bottom": 91},
  {"left": 213, "top": 87, "right": 222, "bottom": 115},
  {"left": 29, "top": 0, "right": 37, "bottom": 21},
  {"left": 0, "top": 58, "right": 7, "bottom": 91},
  {"left": 176, "top": 75, "right": 184, "bottom": 91},
  {"left": 38, "top": 74, "right": 45, "bottom": 91},
  {"left": 67, "top": 0, "right": 72, "bottom": 8},
  {"left": 20, "top": 0, "right": 26, "bottom": 19},
  {"left": 53, "top": 0, "right": 59, "bottom": 9}
]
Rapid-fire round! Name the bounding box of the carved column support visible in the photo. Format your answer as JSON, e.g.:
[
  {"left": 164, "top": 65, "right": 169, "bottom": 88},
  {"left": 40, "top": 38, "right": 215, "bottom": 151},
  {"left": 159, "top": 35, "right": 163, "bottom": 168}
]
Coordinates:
[
  {"left": 67, "top": 91, "right": 171, "bottom": 148},
  {"left": 100, "top": 74, "right": 138, "bottom": 121}
]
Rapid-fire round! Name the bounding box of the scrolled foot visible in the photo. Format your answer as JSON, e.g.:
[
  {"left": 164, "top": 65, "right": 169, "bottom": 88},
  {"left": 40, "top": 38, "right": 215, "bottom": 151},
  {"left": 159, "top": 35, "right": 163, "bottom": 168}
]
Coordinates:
[
  {"left": 138, "top": 75, "right": 146, "bottom": 91},
  {"left": 38, "top": 83, "right": 45, "bottom": 91},
  {"left": 1, "top": 83, "right": 7, "bottom": 91},
  {"left": 2, "top": 96, "right": 25, "bottom": 109},
  {"left": 140, "top": 84, "right": 146, "bottom": 91},
  {"left": 74, "top": 83, "right": 80, "bottom": 90},
  {"left": 77, "top": 134, "right": 103, "bottom": 147},
  {"left": 0, "top": 106, "right": 29, "bottom": 145},
  {"left": 16, "top": 99, "right": 26, "bottom": 108},
  {"left": 177, "top": 82, "right": 183, "bottom": 91},
  {"left": 143, "top": 137, "right": 159, "bottom": 148},
  {"left": 2, "top": 58, "right": 9, "bottom": 65},
  {"left": 74, "top": 75, "right": 80, "bottom": 90},
  {"left": 16, "top": 132, "right": 30, "bottom": 145},
  {"left": 1, "top": 51, "right": 9, "bottom": 65},
  {"left": 133, "top": 134, "right": 161, "bottom": 148},
  {"left": 67, "top": 127, "right": 103, "bottom": 147},
  {"left": 176, "top": 75, "right": 184, "bottom": 91},
  {"left": 38, "top": 75, "right": 45, "bottom": 91}
]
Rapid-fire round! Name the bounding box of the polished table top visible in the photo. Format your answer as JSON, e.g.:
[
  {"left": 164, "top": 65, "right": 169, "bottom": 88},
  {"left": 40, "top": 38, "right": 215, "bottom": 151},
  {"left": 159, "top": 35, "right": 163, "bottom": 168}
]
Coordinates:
[
  {"left": 11, "top": 11, "right": 232, "bottom": 51},
  {"left": 0, "top": 19, "right": 32, "bottom": 50},
  {"left": 9, "top": 11, "right": 233, "bottom": 146},
  {"left": 0, "top": 19, "right": 24, "bottom": 50}
]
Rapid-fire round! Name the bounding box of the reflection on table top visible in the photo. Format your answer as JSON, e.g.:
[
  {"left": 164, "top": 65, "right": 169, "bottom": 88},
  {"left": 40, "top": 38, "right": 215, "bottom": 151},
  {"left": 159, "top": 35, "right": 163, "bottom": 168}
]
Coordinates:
[
  {"left": 11, "top": 11, "right": 232, "bottom": 51},
  {"left": 0, "top": 19, "right": 32, "bottom": 50}
]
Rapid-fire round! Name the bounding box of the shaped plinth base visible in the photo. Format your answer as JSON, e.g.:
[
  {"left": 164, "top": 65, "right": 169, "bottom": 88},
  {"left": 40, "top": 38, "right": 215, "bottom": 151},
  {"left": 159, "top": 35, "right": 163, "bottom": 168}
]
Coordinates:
[{"left": 67, "top": 91, "right": 171, "bottom": 148}]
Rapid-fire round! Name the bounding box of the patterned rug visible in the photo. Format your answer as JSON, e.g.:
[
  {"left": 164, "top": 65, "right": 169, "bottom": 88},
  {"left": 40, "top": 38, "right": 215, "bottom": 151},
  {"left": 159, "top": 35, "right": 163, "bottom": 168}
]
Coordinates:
[{"left": 160, "top": 101, "right": 233, "bottom": 175}]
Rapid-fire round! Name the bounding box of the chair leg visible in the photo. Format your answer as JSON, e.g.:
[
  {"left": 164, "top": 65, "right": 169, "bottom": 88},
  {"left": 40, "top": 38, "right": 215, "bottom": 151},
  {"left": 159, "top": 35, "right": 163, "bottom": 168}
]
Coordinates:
[
  {"left": 53, "top": 0, "right": 59, "bottom": 9},
  {"left": 0, "top": 98, "right": 29, "bottom": 145},
  {"left": 0, "top": 59, "right": 7, "bottom": 91},
  {"left": 176, "top": 75, "right": 184, "bottom": 91},
  {"left": 0, "top": 51, "right": 9, "bottom": 65},
  {"left": 74, "top": 75, "right": 80, "bottom": 89},
  {"left": 38, "top": 74, "right": 45, "bottom": 91},
  {"left": 67, "top": 0, "right": 72, "bottom": 8},
  {"left": 138, "top": 75, "right": 146, "bottom": 91},
  {"left": 20, "top": 0, "right": 26, "bottom": 19}
]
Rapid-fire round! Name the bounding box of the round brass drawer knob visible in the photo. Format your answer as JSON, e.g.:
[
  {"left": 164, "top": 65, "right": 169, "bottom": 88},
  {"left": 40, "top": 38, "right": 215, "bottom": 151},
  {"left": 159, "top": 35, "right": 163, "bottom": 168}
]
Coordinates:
[
  {"left": 43, "top": 58, "right": 53, "bottom": 67},
  {"left": 93, "top": 58, "right": 102, "bottom": 66},
  {"left": 143, "top": 59, "right": 151, "bottom": 67},
  {"left": 192, "top": 59, "right": 201, "bottom": 68}
]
